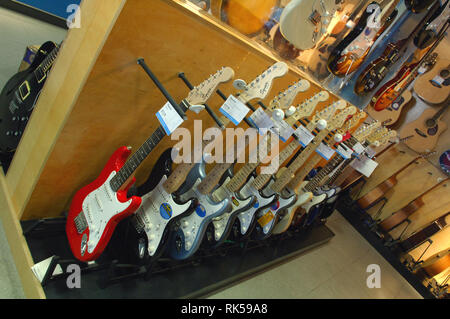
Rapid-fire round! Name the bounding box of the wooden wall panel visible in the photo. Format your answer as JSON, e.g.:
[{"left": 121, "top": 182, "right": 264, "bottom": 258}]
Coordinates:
[
  {"left": 365, "top": 158, "right": 446, "bottom": 221},
  {"left": 20, "top": 0, "right": 338, "bottom": 220}
]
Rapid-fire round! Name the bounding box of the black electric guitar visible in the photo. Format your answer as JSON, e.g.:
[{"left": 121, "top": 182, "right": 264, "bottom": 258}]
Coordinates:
[{"left": 0, "top": 41, "right": 59, "bottom": 167}]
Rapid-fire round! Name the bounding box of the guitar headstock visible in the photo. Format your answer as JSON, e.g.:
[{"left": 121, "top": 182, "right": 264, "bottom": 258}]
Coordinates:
[
  {"left": 365, "top": 126, "right": 388, "bottom": 144},
  {"left": 338, "top": 110, "right": 367, "bottom": 134},
  {"left": 310, "top": 99, "right": 347, "bottom": 125},
  {"left": 185, "top": 67, "right": 235, "bottom": 105},
  {"left": 355, "top": 121, "right": 382, "bottom": 142},
  {"left": 327, "top": 106, "right": 357, "bottom": 130},
  {"left": 238, "top": 62, "right": 289, "bottom": 103},
  {"left": 269, "top": 79, "right": 311, "bottom": 110},
  {"left": 294, "top": 91, "right": 330, "bottom": 119},
  {"left": 375, "top": 130, "right": 398, "bottom": 146}
]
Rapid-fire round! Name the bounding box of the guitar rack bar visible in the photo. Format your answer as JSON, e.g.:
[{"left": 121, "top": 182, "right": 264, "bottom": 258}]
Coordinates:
[{"left": 137, "top": 58, "right": 187, "bottom": 120}]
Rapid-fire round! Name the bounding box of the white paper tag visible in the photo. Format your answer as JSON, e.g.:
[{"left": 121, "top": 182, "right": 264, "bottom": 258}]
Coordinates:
[
  {"left": 316, "top": 143, "right": 335, "bottom": 160},
  {"left": 294, "top": 125, "right": 315, "bottom": 147},
  {"left": 431, "top": 75, "right": 445, "bottom": 86},
  {"left": 352, "top": 142, "right": 365, "bottom": 155},
  {"left": 365, "top": 146, "right": 377, "bottom": 158},
  {"left": 336, "top": 145, "right": 353, "bottom": 159},
  {"left": 249, "top": 107, "right": 274, "bottom": 134},
  {"left": 156, "top": 101, "right": 184, "bottom": 135},
  {"left": 31, "top": 256, "right": 63, "bottom": 283},
  {"left": 219, "top": 95, "right": 250, "bottom": 125},
  {"left": 351, "top": 155, "right": 379, "bottom": 178},
  {"left": 418, "top": 66, "right": 428, "bottom": 74},
  {"left": 271, "top": 117, "right": 295, "bottom": 142}
]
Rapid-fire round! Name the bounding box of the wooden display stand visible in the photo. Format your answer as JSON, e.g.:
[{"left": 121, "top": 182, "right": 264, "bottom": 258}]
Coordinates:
[{"left": 0, "top": 0, "right": 341, "bottom": 299}]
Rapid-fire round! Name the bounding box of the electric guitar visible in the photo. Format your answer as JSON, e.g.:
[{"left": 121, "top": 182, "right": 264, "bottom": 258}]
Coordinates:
[
  {"left": 199, "top": 80, "right": 312, "bottom": 247},
  {"left": 279, "top": 0, "right": 345, "bottom": 51},
  {"left": 400, "top": 104, "right": 448, "bottom": 154},
  {"left": 327, "top": 0, "right": 399, "bottom": 77},
  {"left": 414, "top": 57, "right": 450, "bottom": 105},
  {"left": 253, "top": 103, "right": 355, "bottom": 240},
  {"left": 167, "top": 63, "right": 288, "bottom": 260},
  {"left": 65, "top": 66, "right": 235, "bottom": 262},
  {"left": 0, "top": 41, "right": 59, "bottom": 165},
  {"left": 221, "top": 91, "right": 331, "bottom": 241},
  {"left": 272, "top": 111, "right": 380, "bottom": 234},
  {"left": 354, "top": 0, "right": 444, "bottom": 95}
]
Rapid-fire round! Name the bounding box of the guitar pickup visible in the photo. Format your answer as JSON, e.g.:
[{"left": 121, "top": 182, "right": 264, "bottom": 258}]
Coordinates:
[
  {"left": 309, "top": 10, "right": 322, "bottom": 26},
  {"left": 18, "top": 81, "right": 31, "bottom": 101},
  {"left": 36, "top": 68, "right": 47, "bottom": 83}
]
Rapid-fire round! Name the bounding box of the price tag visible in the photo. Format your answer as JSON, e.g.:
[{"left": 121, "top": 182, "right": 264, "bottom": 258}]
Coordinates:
[
  {"left": 365, "top": 146, "right": 377, "bottom": 158},
  {"left": 418, "top": 66, "right": 428, "bottom": 74},
  {"left": 271, "top": 118, "right": 294, "bottom": 142},
  {"left": 351, "top": 155, "right": 379, "bottom": 177},
  {"left": 249, "top": 107, "right": 274, "bottom": 134},
  {"left": 316, "top": 143, "right": 335, "bottom": 160},
  {"left": 219, "top": 95, "right": 250, "bottom": 125},
  {"left": 336, "top": 145, "right": 353, "bottom": 159},
  {"left": 431, "top": 75, "right": 445, "bottom": 86},
  {"left": 352, "top": 142, "right": 365, "bottom": 155},
  {"left": 294, "top": 125, "right": 315, "bottom": 147},
  {"left": 156, "top": 101, "right": 184, "bottom": 135},
  {"left": 257, "top": 210, "right": 274, "bottom": 227}
]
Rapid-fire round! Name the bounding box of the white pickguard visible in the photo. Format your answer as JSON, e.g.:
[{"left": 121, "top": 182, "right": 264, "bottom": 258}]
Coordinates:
[
  {"left": 177, "top": 178, "right": 230, "bottom": 251},
  {"left": 211, "top": 195, "right": 253, "bottom": 241},
  {"left": 237, "top": 177, "right": 276, "bottom": 235},
  {"left": 82, "top": 171, "right": 132, "bottom": 254},
  {"left": 272, "top": 183, "right": 312, "bottom": 234},
  {"left": 301, "top": 193, "right": 327, "bottom": 212},
  {"left": 256, "top": 181, "right": 297, "bottom": 235},
  {"left": 134, "top": 175, "right": 192, "bottom": 256}
]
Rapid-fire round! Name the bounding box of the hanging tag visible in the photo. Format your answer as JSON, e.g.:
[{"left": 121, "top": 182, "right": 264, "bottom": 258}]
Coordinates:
[
  {"left": 271, "top": 117, "right": 294, "bottom": 142},
  {"left": 219, "top": 95, "right": 250, "bottom": 125},
  {"left": 316, "top": 143, "right": 335, "bottom": 160},
  {"left": 431, "top": 75, "right": 445, "bottom": 86},
  {"left": 248, "top": 107, "right": 274, "bottom": 134},
  {"left": 156, "top": 101, "right": 184, "bottom": 135},
  {"left": 365, "top": 146, "right": 377, "bottom": 158},
  {"left": 351, "top": 155, "right": 379, "bottom": 177},
  {"left": 294, "top": 125, "right": 315, "bottom": 147},
  {"left": 336, "top": 145, "right": 353, "bottom": 159}
]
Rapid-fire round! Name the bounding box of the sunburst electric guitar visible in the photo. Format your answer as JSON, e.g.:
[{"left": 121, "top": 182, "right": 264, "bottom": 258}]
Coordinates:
[{"left": 65, "top": 67, "right": 235, "bottom": 262}]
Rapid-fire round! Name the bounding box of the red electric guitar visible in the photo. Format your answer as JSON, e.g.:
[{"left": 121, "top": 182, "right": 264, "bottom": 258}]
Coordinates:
[{"left": 65, "top": 67, "right": 235, "bottom": 262}]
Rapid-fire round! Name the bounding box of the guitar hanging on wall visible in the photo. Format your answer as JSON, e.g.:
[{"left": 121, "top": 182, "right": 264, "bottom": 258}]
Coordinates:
[
  {"left": 0, "top": 41, "right": 59, "bottom": 170},
  {"left": 414, "top": 57, "right": 450, "bottom": 105},
  {"left": 65, "top": 66, "right": 235, "bottom": 262}
]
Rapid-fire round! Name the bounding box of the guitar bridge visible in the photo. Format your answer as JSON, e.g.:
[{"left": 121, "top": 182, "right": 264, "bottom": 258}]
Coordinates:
[
  {"left": 74, "top": 212, "right": 88, "bottom": 234},
  {"left": 414, "top": 128, "right": 427, "bottom": 138}
]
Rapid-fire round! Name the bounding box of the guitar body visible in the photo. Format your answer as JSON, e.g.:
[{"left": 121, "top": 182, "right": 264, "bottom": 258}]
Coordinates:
[
  {"left": 167, "top": 162, "right": 231, "bottom": 260},
  {"left": 370, "top": 63, "right": 416, "bottom": 111},
  {"left": 405, "top": 0, "right": 436, "bottom": 13},
  {"left": 280, "top": 0, "right": 341, "bottom": 50},
  {"left": 356, "top": 176, "right": 397, "bottom": 209},
  {"left": 271, "top": 183, "right": 313, "bottom": 234},
  {"left": 367, "top": 90, "right": 413, "bottom": 126},
  {"left": 253, "top": 179, "right": 297, "bottom": 240},
  {"left": 0, "top": 41, "right": 56, "bottom": 154},
  {"left": 234, "top": 176, "right": 277, "bottom": 239},
  {"left": 204, "top": 188, "right": 254, "bottom": 248},
  {"left": 66, "top": 146, "right": 141, "bottom": 262},
  {"left": 378, "top": 197, "right": 424, "bottom": 231},
  {"left": 414, "top": 58, "right": 450, "bottom": 105},
  {"left": 223, "top": 0, "right": 277, "bottom": 35},
  {"left": 328, "top": 3, "right": 398, "bottom": 77},
  {"left": 400, "top": 108, "right": 447, "bottom": 153}
]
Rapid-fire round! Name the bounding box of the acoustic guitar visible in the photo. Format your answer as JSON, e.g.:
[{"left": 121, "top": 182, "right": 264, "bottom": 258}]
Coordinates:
[
  {"left": 357, "top": 153, "right": 435, "bottom": 209},
  {"left": 414, "top": 57, "right": 450, "bottom": 105},
  {"left": 400, "top": 104, "right": 448, "bottom": 154},
  {"left": 418, "top": 248, "right": 450, "bottom": 278},
  {"left": 378, "top": 179, "right": 449, "bottom": 232},
  {"left": 211, "top": 0, "right": 277, "bottom": 35}
]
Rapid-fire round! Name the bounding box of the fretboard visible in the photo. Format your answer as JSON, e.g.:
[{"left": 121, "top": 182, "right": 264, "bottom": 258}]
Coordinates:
[{"left": 34, "top": 45, "right": 60, "bottom": 80}]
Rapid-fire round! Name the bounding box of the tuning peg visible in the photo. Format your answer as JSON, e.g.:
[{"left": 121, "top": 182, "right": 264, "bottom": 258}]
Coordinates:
[
  {"left": 189, "top": 105, "right": 205, "bottom": 114},
  {"left": 334, "top": 134, "right": 343, "bottom": 143},
  {"left": 285, "top": 106, "right": 296, "bottom": 117},
  {"left": 317, "top": 119, "right": 327, "bottom": 130},
  {"left": 272, "top": 109, "right": 285, "bottom": 121}
]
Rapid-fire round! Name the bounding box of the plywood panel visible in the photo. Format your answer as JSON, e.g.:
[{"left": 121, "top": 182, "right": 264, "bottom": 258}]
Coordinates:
[
  {"left": 20, "top": 0, "right": 339, "bottom": 220},
  {"left": 6, "top": 0, "right": 127, "bottom": 218}
]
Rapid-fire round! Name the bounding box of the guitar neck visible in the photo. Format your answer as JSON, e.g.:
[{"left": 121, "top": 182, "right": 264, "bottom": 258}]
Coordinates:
[
  {"left": 303, "top": 154, "right": 345, "bottom": 192},
  {"left": 34, "top": 45, "right": 60, "bottom": 77},
  {"left": 432, "top": 105, "right": 449, "bottom": 122}
]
